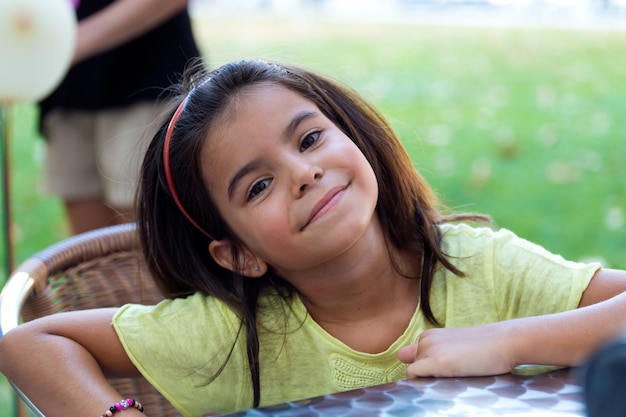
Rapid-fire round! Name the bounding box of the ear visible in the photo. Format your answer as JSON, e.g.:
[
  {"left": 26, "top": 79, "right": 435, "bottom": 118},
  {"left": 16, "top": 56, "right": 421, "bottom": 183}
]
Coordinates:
[{"left": 208, "top": 239, "right": 268, "bottom": 278}]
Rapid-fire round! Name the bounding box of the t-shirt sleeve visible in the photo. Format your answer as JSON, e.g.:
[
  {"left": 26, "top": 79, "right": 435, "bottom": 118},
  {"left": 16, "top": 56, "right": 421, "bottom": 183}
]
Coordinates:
[
  {"left": 488, "top": 227, "right": 601, "bottom": 319},
  {"left": 112, "top": 293, "right": 248, "bottom": 417},
  {"left": 438, "top": 224, "right": 601, "bottom": 327}
]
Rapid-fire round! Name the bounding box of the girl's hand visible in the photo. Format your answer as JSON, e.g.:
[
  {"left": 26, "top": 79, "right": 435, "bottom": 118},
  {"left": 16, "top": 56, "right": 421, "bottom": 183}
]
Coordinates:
[{"left": 398, "top": 324, "right": 516, "bottom": 378}]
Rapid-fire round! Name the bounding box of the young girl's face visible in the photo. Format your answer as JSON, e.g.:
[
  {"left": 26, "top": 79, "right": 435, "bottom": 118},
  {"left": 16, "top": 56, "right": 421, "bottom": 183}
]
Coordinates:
[{"left": 201, "top": 82, "right": 379, "bottom": 279}]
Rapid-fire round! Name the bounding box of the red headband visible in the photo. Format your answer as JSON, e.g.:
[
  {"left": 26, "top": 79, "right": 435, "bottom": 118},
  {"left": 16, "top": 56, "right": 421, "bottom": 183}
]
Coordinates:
[{"left": 163, "top": 97, "right": 215, "bottom": 239}]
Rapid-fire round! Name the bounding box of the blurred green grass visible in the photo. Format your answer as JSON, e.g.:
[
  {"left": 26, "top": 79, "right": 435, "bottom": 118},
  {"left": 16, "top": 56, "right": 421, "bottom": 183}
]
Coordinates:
[{"left": 1, "top": 14, "right": 625, "bottom": 416}]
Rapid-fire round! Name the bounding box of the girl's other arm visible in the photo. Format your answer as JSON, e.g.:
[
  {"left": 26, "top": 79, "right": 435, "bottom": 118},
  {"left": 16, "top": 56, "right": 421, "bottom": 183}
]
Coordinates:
[
  {"left": 399, "top": 268, "right": 626, "bottom": 377},
  {"left": 73, "top": 0, "right": 190, "bottom": 64},
  {"left": 0, "top": 308, "right": 144, "bottom": 417}
]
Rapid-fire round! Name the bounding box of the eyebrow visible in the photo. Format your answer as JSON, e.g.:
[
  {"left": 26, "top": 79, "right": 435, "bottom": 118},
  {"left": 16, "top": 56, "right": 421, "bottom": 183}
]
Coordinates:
[
  {"left": 227, "top": 110, "right": 318, "bottom": 201},
  {"left": 228, "top": 159, "right": 262, "bottom": 201},
  {"left": 284, "top": 110, "right": 317, "bottom": 141}
]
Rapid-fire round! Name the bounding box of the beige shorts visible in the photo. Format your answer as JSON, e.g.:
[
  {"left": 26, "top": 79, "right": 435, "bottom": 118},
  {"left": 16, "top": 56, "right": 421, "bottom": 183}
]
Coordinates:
[{"left": 42, "top": 102, "right": 166, "bottom": 208}]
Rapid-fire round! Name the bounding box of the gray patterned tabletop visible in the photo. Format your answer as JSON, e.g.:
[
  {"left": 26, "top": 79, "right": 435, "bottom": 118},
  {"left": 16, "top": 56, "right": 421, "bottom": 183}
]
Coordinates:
[{"left": 225, "top": 367, "right": 585, "bottom": 416}]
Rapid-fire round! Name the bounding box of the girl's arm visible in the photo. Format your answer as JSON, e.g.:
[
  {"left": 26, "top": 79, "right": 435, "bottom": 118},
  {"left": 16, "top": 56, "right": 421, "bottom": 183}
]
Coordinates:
[
  {"left": 73, "top": 0, "right": 190, "bottom": 64},
  {"left": 399, "top": 268, "right": 626, "bottom": 377},
  {"left": 0, "top": 308, "right": 144, "bottom": 417}
]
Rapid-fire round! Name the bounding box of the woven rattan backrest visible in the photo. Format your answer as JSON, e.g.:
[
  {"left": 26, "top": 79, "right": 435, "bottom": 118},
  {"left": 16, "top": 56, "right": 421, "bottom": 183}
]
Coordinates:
[{"left": 17, "top": 223, "right": 182, "bottom": 417}]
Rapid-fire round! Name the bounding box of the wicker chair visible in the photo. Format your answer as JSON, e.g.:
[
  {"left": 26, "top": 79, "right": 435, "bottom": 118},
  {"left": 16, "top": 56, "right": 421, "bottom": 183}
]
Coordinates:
[{"left": 0, "top": 223, "right": 182, "bottom": 417}]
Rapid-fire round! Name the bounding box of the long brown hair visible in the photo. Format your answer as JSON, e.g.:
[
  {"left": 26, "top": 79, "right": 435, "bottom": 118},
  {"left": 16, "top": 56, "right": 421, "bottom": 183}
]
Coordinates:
[{"left": 137, "top": 58, "right": 487, "bottom": 408}]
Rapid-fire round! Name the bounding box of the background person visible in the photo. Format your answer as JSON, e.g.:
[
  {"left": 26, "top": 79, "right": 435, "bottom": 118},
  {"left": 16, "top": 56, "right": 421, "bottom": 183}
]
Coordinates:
[{"left": 39, "top": 0, "right": 201, "bottom": 234}]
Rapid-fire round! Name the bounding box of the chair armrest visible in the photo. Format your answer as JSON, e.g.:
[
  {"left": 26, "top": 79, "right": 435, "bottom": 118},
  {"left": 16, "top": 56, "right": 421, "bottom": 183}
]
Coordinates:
[
  {"left": 0, "top": 261, "right": 48, "bottom": 417},
  {"left": 0, "top": 271, "right": 35, "bottom": 337},
  {"left": 0, "top": 258, "right": 48, "bottom": 337}
]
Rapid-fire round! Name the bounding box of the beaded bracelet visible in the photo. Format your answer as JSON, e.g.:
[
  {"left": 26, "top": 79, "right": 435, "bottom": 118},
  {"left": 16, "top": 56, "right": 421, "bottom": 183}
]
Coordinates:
[{"left": 100, "top": 398, "right": 144, "bottom": 417}]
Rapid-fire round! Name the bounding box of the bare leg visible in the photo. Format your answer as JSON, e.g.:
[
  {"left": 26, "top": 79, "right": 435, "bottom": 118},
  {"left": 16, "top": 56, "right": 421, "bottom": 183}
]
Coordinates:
[{"left": 64, "top": 197, "right": 132, "bottom": 235}]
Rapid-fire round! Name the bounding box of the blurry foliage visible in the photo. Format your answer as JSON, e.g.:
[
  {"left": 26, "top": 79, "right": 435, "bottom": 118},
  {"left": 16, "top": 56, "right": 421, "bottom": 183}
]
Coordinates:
[{"left": 2, "top": 104, "right": 67, "bottom": 272}]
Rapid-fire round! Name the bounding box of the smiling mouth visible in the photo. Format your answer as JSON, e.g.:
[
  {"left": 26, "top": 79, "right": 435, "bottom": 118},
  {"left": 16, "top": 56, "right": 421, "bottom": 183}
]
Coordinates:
[{"left": 301, "top": 185, "right": 347, "bottom": 230}]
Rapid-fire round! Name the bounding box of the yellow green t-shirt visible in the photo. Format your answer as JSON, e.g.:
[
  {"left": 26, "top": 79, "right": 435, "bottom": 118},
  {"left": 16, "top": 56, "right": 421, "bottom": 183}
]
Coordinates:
[{"left": 113, "top": 224, "right": 600, "bottom": 417}]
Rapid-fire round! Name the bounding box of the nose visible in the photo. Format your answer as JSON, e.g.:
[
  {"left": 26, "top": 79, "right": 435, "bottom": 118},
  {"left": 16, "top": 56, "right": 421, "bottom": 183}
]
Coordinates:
[{"left": 289, "top": 155, "right": 323, "bottom": 197}]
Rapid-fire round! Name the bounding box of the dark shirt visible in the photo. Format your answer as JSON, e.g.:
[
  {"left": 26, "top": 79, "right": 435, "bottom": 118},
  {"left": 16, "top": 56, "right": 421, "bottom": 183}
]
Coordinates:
[{"left": 39, "top": 0, "right": 200, "bottom": 123}]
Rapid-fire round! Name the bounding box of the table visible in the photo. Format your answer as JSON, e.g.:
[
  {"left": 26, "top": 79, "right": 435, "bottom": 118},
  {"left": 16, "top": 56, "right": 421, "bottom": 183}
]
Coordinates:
[{"left": 225, "top": 367, "right": 586, "bottom": 416}]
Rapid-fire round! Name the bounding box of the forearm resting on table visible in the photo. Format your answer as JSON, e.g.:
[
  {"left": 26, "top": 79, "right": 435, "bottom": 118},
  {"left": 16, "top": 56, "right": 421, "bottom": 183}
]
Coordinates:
[
  {"left": 0, "top": 309, "right": 142, "bottom": 417},
  {"left": 401, "top": 269, "right": 626, "bottom": 378},
  {"left": 510, "top": 289, "right": 626, "bottom": 367},
  {"left": 513, "top": 268, "right": 626, "bottom": 367}
]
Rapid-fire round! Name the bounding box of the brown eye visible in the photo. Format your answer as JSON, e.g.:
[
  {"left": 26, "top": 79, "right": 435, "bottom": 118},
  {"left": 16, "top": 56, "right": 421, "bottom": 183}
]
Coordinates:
[
  {"left": 299, "top": 131, "right": 320, "bottom": 152},
  {"left": 248, "top": 178, "right": 271, "bottom": 201}
]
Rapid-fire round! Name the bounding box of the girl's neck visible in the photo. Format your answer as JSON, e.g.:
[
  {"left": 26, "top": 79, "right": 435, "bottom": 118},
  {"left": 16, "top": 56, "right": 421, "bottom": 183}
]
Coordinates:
[{"left": 295, "top": 226, "right": 422, "bottom": 353}]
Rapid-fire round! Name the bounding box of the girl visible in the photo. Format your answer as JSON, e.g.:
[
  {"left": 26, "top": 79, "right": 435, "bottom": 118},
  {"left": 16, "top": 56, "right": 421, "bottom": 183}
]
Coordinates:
[{"left": 1, "top": 59, "right": 626, "bottom": 417}]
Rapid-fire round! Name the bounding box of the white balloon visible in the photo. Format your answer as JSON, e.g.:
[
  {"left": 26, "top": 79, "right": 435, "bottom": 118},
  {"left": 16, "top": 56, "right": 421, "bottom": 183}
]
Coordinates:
[{"left": 0, "top": 0, "right": 77, "bottom": 103}]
